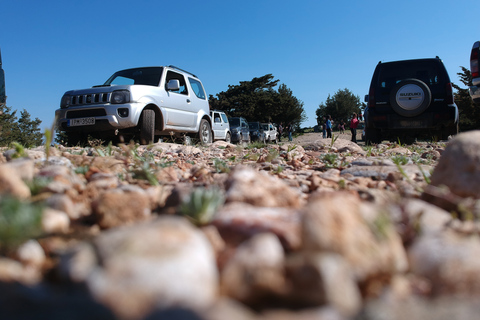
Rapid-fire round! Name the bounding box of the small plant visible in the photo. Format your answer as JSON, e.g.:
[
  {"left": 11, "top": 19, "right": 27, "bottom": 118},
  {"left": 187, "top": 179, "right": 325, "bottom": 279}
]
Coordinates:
[
  {"left": 213, "top": 158, "right": 230, "bottom": 173},
  {"left": 132, "top": 162, "right": 160, "bottom": 186},
  {"left": 330, "top": 133, "right": 339, "bottom": 148},
  {"left": 0, "top": 197, "right": 44, "bottom": 254},
  {"left": 265, "top": 148, "right": 279, "bottom": 163},
  {"left": 287, "top": 144, "right": 297, "bottom": 153},
  {"left": 391, "top": 155, "right": 409, "bottom": 166},
  {"left": 322, "top": 153, "right": 338, "bottom": 167},
  {"left": 246, "top": 141, "right": 267, "bottom": 149},
  {"left": 9, "top": 142, "right": 27, "bottom": 159},
  {"left": 26, "top": 176, "right": 53, "bottom": 196},
  {"left": 179, "top": 188, "right": 225, "bottom": 225}
]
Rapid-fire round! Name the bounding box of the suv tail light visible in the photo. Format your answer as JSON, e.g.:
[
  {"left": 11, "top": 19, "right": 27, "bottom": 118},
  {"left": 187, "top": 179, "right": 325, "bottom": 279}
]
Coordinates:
[
  {"left": 368, "top": 86, "right": 375, "bottom": 108},
  {"left": 471, "top": 42, "right": 479, "bottom": 78},
  {"left": 446, "top": 82, "right": 454, "bottom": 104}
]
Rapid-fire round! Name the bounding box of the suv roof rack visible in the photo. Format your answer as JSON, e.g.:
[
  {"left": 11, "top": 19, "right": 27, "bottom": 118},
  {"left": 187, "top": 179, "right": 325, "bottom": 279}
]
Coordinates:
[{"left": 168, "top": 65, "right": 197, "bottom": 78}]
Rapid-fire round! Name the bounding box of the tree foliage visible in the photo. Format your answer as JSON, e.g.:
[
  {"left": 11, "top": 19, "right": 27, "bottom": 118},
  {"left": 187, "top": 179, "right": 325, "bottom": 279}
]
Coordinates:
[
  {"left": 0, "top": 104, "right": 43, "bottom": 147},
  {"left": 209, "top": 74, "right": 306, "bottom": 129},
  {"left": 453, "top": 66, "right": 479, "bottom": 132},
  {"left": 315, "top": 88, "right": 362, "bottom": 126}
]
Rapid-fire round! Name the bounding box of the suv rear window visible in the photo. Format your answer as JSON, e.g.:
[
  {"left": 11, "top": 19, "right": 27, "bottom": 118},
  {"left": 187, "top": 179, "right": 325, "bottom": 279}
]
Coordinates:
[{"left": 377, "top": 60, "right": 443, "bottom": 93}]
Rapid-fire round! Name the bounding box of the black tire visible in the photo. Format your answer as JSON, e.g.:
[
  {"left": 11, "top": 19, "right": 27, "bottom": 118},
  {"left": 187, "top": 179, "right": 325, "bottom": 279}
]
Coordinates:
[
  {"left": 364, "top": 128, "right": 380, "bottom": 145},
  {"left": 140, "top": 109, "right": 155, "bottom": 145},
  {"left": 390, "top": 79, "right": 431, "bottom": 117},
  {"left": 197, "top": 119, "right": 212, "bottom": 145},
  {"left": 225, "top": 132, "right": 231, "bottom": 143}
]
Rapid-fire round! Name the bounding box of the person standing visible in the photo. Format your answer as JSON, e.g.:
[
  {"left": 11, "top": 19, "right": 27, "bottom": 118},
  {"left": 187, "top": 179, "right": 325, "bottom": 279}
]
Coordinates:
[
  {"left": 278, "top": 123, "right": 283, "bottom": 142},
  {"left": 287, "top": 123, "right": 293, "bottom": 141},
  {"left": 350, "top": 113, "right": 359, "bottom": 143},
  {"left": 326, "top": 115, "right": 332, "bottom": 138},
  {"left": 322, "top": 117, "right": 327, "bottom": 138}
]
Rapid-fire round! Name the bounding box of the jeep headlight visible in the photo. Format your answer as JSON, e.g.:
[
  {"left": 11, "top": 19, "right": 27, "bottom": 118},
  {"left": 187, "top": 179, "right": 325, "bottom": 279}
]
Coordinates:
[
  {"left": 111, "top": 90, "right": 131, "bottom": 104},
  {"left": 60, "top": 94, "right": 71, "bottom": 109}
]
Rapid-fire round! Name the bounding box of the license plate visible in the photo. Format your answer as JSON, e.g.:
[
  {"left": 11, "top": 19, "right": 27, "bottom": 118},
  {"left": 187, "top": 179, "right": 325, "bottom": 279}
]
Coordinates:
[
  {"left": 68, "top": 117, "right": 95, "bottom": 127},
  {"left": 399, "top": 120, "right": 422, "bottom": 127}
]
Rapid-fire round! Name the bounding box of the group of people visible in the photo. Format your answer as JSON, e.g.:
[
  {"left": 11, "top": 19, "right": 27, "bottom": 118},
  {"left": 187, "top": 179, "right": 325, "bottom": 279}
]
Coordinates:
[
  {"left": 321, "top": 113, "right": 360, "bottom": 143},
  {"left": 277, "top": 123, "right": 293, "bottom": 142}
]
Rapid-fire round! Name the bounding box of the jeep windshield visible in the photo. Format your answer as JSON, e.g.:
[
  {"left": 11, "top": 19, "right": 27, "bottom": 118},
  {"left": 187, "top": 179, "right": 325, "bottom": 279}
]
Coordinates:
[{"left": 104, "top": 67, "right": 163, "bottom": 86}]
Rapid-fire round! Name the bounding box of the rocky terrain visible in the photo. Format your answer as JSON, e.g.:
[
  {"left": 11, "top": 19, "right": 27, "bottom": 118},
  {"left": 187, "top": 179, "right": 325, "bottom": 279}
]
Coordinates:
[{"left": 1, "top": 131, "right": 480, "bottom": 320}]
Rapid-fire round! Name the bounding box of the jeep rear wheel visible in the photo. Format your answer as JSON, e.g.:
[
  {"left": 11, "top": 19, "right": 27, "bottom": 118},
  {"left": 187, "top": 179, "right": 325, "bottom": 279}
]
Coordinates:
[
  {"left": 225, "top": 132, "right": 231, "bottom": 143},
  {"left": 197, "top": 119, "right": 212, "bottom": 145},
  {"left": 139, "top": 109, "right": 155, "bottom": 145},
  {"left": 390, "top": 79, "right": 431, "bottom": 117}
]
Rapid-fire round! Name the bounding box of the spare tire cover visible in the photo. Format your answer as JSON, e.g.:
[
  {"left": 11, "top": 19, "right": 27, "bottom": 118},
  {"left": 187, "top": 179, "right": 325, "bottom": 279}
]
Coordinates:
[{"left": 390, "top": 79, "right": 431, "bottom": 117}]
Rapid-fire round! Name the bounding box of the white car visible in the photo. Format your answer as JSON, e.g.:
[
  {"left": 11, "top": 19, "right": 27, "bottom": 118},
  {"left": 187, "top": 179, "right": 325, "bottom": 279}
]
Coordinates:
[
  {"left": 210, "top": 110, "right": 231, "bottom": 143},
  {"left": 56, "top": 65, "right": 212, "bottom": 145},
  {"left": 261, "top": 122, "right": 278, "bottom": 143}
]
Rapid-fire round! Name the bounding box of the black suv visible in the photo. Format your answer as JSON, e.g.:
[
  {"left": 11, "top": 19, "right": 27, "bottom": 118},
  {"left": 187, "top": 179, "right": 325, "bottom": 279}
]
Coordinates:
[{"left": 364, "top": 57, "right": 458, "bottom": 144}]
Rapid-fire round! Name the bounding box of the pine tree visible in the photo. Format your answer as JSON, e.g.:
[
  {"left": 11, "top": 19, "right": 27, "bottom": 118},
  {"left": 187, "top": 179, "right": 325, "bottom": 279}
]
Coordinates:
[
  {"left": 17, "top": 109, "right": 43, "bottom": 147},
  {"left": 452, "top": 66, "right": 478, "bottom": 132}
]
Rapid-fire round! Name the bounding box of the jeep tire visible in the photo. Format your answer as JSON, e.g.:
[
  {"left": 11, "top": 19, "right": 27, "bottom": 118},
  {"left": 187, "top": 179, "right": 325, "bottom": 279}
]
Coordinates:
[
  {"left": 390, "top": 79, "right": 431, "bottom": 117},
  {"left": 197, "top": 119, "right": 212, "bottom": 145},
  {"left": 140, "top": 109, "right": 155, "bottom": 145}
]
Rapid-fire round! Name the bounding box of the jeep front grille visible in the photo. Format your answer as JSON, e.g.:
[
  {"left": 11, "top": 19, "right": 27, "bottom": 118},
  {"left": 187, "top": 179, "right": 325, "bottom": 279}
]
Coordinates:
[
  {"left": 71, "top": 92, "right": 111, "bottom": 106},
  {"left": 66, "top": 108, "right": 107, "bottom": 119}
]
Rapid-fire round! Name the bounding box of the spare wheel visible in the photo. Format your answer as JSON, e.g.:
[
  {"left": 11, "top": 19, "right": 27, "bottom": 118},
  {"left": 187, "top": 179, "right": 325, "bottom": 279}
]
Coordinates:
[{"left": 390, "top": 79, "right": 431, "bottom": 117}]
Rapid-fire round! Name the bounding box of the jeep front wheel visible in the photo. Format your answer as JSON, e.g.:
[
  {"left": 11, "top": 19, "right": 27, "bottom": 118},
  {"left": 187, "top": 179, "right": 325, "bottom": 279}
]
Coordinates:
[
  {"left": 139, "top": 109, "right": 155, "bottom": 145},
  {"left": 197, "top": 119, "right": 212, "bottom": 145}
]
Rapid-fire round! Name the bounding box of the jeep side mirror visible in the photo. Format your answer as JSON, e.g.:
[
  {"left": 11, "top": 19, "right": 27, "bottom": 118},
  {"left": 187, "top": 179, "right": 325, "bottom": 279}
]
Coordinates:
[
  {"left": 167, "top": 79, "right": 180, "bottom": 91},
  {"left": 364, "top": 95, "right": 369, "bottom": 103}
]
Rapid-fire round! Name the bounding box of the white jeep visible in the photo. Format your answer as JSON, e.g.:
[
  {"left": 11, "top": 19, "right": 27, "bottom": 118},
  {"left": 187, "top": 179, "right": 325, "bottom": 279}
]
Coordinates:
[
  {"left": 210, "top": 110, "right": 231, "bottom": 143},
  {"left": 261, "top": 122, "right": 278, "bottom": 143},
  {"left": 55, "top": 66, "right": 212, "bottom": 145}
]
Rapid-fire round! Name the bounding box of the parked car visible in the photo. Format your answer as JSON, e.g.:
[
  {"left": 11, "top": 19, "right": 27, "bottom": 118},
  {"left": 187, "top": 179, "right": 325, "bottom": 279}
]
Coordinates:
[
  {"left": 261, "top": 122, "right": 278, "bottom": 143},
  {"left": 470, "top": 41, "right": 480, "bottom": 106},
  {"left": 248, "top": 121, "right": 266, "bottom": 143},
  {"left": 55, "top": 65, "right": 212, "bottom": 145},
  {"left": 210, "top": 110, "right": 231, "bottom": 143},
  {"left": 364, "top": 57, "right": 458, "bottom": 144},
  {"left": 228, "top": 117, "right": 250, "bottom": 144}
]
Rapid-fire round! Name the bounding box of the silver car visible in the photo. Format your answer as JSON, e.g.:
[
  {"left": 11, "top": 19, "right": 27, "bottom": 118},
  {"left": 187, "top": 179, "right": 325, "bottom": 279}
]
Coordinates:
[{"left": 56, "top": 66, "right": 212, "bottom": 145}]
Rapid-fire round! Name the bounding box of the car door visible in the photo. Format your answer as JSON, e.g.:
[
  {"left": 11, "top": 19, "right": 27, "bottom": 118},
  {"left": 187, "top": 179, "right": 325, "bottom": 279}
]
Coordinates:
[
  {"left": 241, "top": 118, "right": 250, "bottom": 141},
  {"left": 163, "top": 70, "right": 196, "bottom": 128},
  {"left": 211, "top": 111, "right": 226, "bottom": 140}
]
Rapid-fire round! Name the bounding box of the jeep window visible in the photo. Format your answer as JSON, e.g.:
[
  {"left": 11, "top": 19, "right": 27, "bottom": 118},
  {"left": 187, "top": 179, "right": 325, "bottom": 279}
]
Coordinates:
[
  {"left": 165, "top": 71, "right": 188, "bottom": 95},
  {"left": 378, "top": 61, "right": 442, "bottom": 93},
  {"left": 189, "top": 78, "right": 206, "bottom": 99},
  {"left": 221, "top": 113, "right": 228, "bottom": 123},
  {"left": 104, "top": 67, "right": 163, "bottom": 86}
]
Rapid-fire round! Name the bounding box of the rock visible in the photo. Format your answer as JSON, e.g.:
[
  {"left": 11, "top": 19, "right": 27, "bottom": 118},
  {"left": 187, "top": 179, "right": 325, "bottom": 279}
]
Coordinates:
[
  {"left": 225, "top": 166, "right": 303, "bottom": 208},
  {"left": 285, "top": 252, "right": 361, "bottom": 316},
  {"left": 430, "top": 130, "right": 480, "bottom": 198},
  {"left": 42, "top": 208, "right": 70, "bottom": 234},
  {"left": 0, "top": 164, "right": 31, "bottom": 199},
  {"left": 221, "top": 233, "right": 285, "bottom": 306},
  {"left": 302, "top": 191, "right": 408, "bottom": 281},
  {"left": 16, "top": 240, "right": 45, "bottom": 269},
  {"left": 91, "top": 187, "right": 152, "bottom": 229},
  {"left": 70, "top": 216, "right": 219, "bottom": 320},
  {"left": 408, "top": 228, "right": 480, "bottom": 295},
  {"left": 213, "top": 202, "right": 303, "bottom": 251}
]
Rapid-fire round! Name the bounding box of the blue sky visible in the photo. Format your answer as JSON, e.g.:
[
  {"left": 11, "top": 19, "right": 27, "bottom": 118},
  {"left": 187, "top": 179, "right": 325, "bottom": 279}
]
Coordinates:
[{"left": 1, "top": 0, "right": 478, "bottom": 130}]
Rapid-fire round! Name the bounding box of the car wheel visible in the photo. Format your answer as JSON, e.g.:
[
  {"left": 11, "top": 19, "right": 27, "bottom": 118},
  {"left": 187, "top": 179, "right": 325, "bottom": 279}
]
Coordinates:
[
  {"left": 364, "top": 128, "right": 380, "bottom": 145},
  {"left": 197, "top": 119, "right": 212, "bottom": 145},
  {"left": 390, "top": 79, "right": 431, "bottom": 117},
  {"left": 225, "top": 132, "right": 231, "bottom": 143},
  {"left": 139, "top": 109, "right": 155, "bottom": 145}
]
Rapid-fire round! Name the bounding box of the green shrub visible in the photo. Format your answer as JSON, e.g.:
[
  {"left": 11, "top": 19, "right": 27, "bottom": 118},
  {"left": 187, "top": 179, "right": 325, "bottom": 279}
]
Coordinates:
[{"left": 0, "top": 197, "right": 43, "bottom": 254}]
